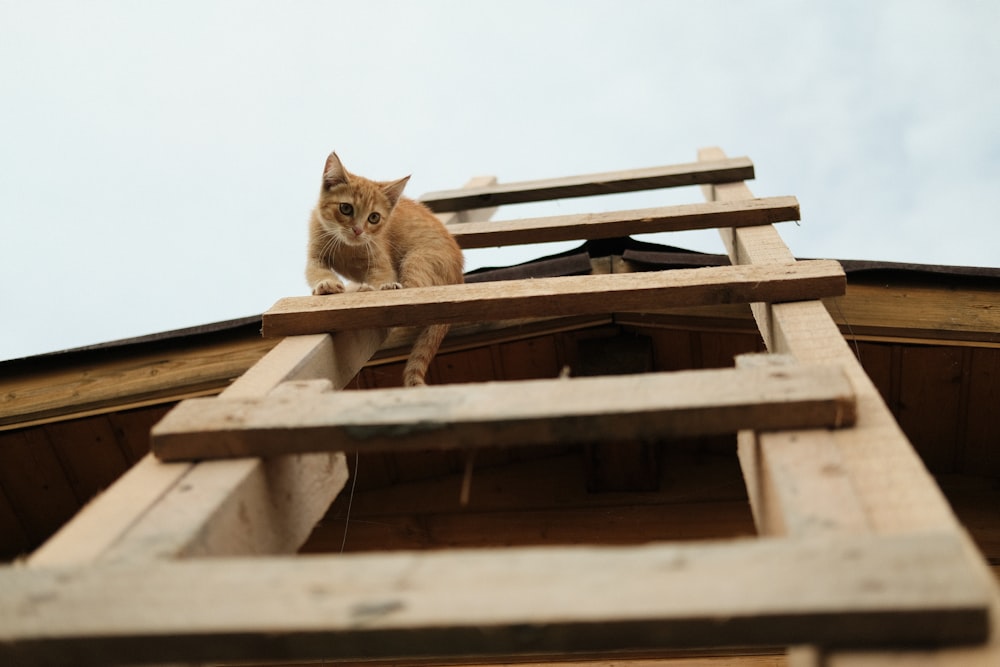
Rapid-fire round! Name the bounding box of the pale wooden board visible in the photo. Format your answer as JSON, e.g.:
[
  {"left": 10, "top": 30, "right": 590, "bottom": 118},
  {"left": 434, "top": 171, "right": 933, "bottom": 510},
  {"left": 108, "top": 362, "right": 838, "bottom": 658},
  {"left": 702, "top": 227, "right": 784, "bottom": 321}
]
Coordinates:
[
  {"left": 420, "top": 156, "right": 755, "bottom": 212},
  {"left": 1, "top": 535, "right": 990, "bottom": 666},
  {"left": 433, "top": 175, "right": 499, "bottom": 224},
  {"left": 150, "top": 364, "right": 856, "bottom": 461},
  {"left": 262, "top": 260, "right": 847, "bottom": 338},
  {"left": 27, "top": 332, "right": 383, "bottom": 565},
  {"left": 0, "top": 335, "right": 278, "bottom": 431},
  {"left": 698, "top": 147, "right": 1000, "bottom": 666},
  {"left": 734, "top": 354, "right": 870, "bottom": 537},
  {"left": 449, "top": 196, "right": 800, "bottom": 249}
]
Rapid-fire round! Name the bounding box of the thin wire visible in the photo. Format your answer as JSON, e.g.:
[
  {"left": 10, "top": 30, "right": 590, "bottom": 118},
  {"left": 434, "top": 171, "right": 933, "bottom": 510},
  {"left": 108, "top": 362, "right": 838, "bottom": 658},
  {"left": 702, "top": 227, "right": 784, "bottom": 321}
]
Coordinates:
[
  {"left": 832, "top": 296, "right": 863, "bottom": 363},
  {"left": 340, "top": 451, "right": 360, "bottom": 553}
]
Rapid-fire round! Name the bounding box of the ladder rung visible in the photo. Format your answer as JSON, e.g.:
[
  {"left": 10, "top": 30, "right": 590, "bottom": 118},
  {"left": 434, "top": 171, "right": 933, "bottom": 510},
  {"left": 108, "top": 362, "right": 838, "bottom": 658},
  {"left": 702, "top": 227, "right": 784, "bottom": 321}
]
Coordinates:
[
  {"left": 262, "top": 260, "right": 846, "bottom": 338},
  {"left": 451, "top": 196, "right": 799, "bottom": 248},
  {"left": 1, "top": 534, "right": 987, "bottom": 663},
  {"left": 421, "top": 157, "right": 754, "bottom": 212},
  {"left": 151, "top": 363, "right": 856, "bottom": 462}
]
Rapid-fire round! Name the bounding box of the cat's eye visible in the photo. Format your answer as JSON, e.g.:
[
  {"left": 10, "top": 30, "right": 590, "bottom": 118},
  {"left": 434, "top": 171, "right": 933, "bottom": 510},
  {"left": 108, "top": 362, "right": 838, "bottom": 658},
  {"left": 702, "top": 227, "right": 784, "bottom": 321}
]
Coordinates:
[
  {"left": 339, "top": 203, "right": 354, "bottom": 216},
  {"left": 368, "top": 212, "right": 381, "bottom": 225}
]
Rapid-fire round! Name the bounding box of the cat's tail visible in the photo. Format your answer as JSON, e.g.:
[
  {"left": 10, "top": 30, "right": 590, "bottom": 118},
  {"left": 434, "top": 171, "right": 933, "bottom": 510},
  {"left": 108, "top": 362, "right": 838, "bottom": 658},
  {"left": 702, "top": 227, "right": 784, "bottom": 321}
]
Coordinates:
[{"left": 403, "top": 323, "right": 449, "bottom": 387}]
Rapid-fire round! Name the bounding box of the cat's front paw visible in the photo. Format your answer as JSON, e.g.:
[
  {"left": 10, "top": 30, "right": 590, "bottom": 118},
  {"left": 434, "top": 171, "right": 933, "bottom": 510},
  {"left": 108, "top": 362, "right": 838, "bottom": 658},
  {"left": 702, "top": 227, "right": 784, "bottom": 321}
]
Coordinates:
[
  {"left": 358, "top": 282, "right": 402, "bottom": 292},
  {"left": 312, "top": 279, "right": 345, "bottom": 295}
]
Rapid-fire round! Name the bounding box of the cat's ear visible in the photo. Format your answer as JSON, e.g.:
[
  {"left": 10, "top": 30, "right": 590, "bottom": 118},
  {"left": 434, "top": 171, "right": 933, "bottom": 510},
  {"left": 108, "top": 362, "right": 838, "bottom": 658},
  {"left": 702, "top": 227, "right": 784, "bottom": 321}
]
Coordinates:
[
  {"left": 323, "top": 152, "right": 348, "bottom": 188},
  {"left": 382, "top": 175, "right": 410, "bottom": 208}
]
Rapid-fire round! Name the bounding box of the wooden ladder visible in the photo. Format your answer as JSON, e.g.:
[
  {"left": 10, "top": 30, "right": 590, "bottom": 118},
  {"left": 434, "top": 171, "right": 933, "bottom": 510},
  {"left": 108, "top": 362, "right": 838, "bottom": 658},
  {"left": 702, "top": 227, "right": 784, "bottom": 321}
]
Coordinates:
[{"left": 4, "top": 149, "right": 996, "bottom": 666}]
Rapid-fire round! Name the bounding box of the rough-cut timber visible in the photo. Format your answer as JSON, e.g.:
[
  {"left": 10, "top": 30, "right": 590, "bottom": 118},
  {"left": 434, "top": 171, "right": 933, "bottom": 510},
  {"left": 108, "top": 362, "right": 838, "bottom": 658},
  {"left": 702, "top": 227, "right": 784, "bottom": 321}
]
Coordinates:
[
  {"left": 449, "top": 196, "right": 800, "bottom": 248},
  {"left": 421, "top": 156, "right": 754, "bottom": 211},
  {"left": 27, "top": 332, "right": 384, "bottom": 566},
  {"left": 151, "top": 363, "right": 856, "bottom": 461},
  {"left": 1, "top": 534, "right": 989, "bottom": 666},
  {"left": 697, "top": 147, "right": 1000, "bottom": 666},
  {"left": 262, "top": 260, "right": 846, "bottom": 338}
]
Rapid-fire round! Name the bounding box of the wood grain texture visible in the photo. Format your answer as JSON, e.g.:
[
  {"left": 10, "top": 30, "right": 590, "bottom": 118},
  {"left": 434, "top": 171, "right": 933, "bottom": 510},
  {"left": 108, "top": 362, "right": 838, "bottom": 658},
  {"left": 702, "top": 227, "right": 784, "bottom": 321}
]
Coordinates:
[
  {"left": 420, "top": 157, "right": 755, "bottom": 212},
  {"left": 449, "top": 196, "right": 800, "bottom": 248},
  {"left": 151, "top": 363, "right": 856, "bottom": 461},
  {"left": 262, "top": 261, "right": 847, "bottom": 338},
  {"left": 0, "top": 336, "right": 278, "bottom": 431},
  {"left": 699, "top": 146, "right": 1000, "bottom": 666},
  {"left": 0, "top": 534, "right": 989, "bottom": 666},
  {"left": 28, "top": 332, "right": 383, "bottom": 566}
]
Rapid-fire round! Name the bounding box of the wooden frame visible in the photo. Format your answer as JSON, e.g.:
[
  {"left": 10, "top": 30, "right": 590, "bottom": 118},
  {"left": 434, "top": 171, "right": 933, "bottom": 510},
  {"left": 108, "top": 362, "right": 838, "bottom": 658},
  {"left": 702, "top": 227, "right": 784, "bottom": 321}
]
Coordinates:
[{"left": 3, "top": 154, "right": 996, "bottom": 666}]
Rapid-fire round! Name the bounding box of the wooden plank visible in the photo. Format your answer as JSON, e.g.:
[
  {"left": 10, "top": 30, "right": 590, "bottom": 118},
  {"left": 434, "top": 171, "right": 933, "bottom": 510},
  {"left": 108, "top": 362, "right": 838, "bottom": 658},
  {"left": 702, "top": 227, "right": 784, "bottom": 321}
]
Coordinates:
[
  {"left": 150, "top": 364, "right": 855, "bottom": 461},
  {"left": 824, "top": 282, "right": 1000, "bottom": 345},
  {"left": 963, "top": 347, "right": 1000, "bottom": 477},
  {"left": 262, "top": 261, "right": 847, "bottom": 338},
  {"left": 260, "top": 656, "right": 788, "bottom": 667},
  {"left": 28, "top": 332, "right": 383, "bottom": 566},
  {"left": 0, "top": 335, "right": 277, "bottom": 431},
  {"left": 699, "top": 147, "right": 1000, "bottom": 666},
  {"left": 734, "top": 355, "right": 870, "bottom": 537},
  {"left": 449, "top": 196, "right": 800, "bottom": 249},
  {"left": 0, "top": 534, "right": 990, "bottom": 666},
  {"left": 43, "top": 416, "right": 131, "bottom": 502},
  {"left": 433, "top": 174, "right": 499, "bottom": 224},
  {"left": 0, "top": 482, "right": 30, "bottom": 560},
  {"left": 315, "top": 501, "right": 759, "bottom": 552},
  {"left": 0, "top": 428, "right": 81, "bottom": 545},
  {"left": 896, "top": 346, "right": 964, "bottom": 473},
  {"left": 420, "top": 156, "right": 755, "bottom": 212},
  {"left": 699, "top": 146, "right": 964, "bottom": 536},
  {"left": 25, "top": 455, "right": 190, "bottom": 566}
]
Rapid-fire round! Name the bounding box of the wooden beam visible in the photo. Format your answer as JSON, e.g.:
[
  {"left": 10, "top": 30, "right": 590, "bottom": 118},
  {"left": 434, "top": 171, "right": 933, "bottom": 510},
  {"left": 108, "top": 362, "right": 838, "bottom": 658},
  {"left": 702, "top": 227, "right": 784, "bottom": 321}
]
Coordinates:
[
  {"left": 1, "top": 534, "right": 990, "bottom": 666},
  {"left": 449, "top": 196, "right": 800, "bottom": 249},
  {"left": 734, "top": 354, "right": 870, "bottom": 537},
  {"left": 28, "top": 332, "right": 384, "bottom": 565},
  {"left": 150, "top": 363, "right": 856, "bottom": 461},
  {"left": 420, "top": 156, "right": 755, "bottom": 212},
  {"left": 433, "top": 175, "right": 500, "bottom": 224},
  {"left": 262, "top": 261, "right": 847, "bottom": 338},
  {"left": 0, "top": 335, "right": 277, "bottom": 431},
  {"left": 698, "top": 147, "right": 1000, "bottom": 666}
]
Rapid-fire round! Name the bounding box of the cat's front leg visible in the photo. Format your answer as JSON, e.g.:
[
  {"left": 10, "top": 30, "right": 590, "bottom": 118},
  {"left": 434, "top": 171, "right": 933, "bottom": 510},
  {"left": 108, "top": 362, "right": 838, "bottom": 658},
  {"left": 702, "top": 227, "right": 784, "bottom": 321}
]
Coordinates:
[
  {"left": 359, "top": 266, "right": 402, "bottom": 292},
  {"left": 306, "top": 258, "right": 345, "bottom": 295}
]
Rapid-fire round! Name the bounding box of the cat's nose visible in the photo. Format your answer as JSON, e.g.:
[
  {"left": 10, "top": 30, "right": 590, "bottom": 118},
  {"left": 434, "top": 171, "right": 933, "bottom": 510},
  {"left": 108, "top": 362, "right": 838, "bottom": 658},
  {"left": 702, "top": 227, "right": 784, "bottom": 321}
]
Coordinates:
[{"left": 352, "top": 226, "right": 363, "bottom": 236}]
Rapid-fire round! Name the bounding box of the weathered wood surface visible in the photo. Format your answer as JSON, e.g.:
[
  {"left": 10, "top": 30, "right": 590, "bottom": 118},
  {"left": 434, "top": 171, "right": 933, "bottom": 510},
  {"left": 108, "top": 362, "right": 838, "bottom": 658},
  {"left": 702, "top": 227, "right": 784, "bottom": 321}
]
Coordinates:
[
  {"left": 2, "top": 534, "right": 989, "bottom": 666},
  {"left": 698, "top": 147, "right": 1000, "bottom": 666},
  {"left": 28, "top": 332, "right": 383, "bottom": 566},
  {"left": 421, "top": 156, "right": 754, "bottom": 212},
  {"left": 0, "top": 335, "right": 277, "bottom": 431},
  {"left": 262, "top": 260, "right": 847, "bottom": 338},
  {"left": 449, "top": 196, "right": 800, "bottom": 248},
  {"left": 432, "top": 175, "right": 499, "bottom": 224},
  {"left": 151, "top": 362, "right": 855, "bottom": 461}
]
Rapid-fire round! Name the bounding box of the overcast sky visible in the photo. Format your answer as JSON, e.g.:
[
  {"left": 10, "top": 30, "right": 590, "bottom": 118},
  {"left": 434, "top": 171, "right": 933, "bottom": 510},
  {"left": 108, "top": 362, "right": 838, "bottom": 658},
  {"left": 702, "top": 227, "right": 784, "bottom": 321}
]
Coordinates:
[{"left": 2, "top": 1, "right": 998, "bottom": 361}]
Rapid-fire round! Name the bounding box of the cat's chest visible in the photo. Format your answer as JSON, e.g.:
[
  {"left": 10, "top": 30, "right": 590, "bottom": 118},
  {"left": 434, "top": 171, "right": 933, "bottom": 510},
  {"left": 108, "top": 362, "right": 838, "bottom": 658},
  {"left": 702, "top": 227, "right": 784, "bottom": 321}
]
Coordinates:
[{"left": 334, "top": 245, "right": 382, "bottom": 281}]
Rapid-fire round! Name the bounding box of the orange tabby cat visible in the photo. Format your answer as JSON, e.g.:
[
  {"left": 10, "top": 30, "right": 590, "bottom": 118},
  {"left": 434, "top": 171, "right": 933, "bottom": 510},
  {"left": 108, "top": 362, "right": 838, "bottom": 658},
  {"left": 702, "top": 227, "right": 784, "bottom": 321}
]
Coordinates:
[{"left": 306, "top": 151, "right": 464, "bottom": 386}]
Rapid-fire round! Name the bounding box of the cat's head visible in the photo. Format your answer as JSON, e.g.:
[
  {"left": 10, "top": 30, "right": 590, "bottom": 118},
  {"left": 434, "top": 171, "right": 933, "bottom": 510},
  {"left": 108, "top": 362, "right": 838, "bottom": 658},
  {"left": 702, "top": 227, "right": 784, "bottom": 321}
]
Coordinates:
[{"left": 315, "top": 151, "right": 409, "bottom": 245}]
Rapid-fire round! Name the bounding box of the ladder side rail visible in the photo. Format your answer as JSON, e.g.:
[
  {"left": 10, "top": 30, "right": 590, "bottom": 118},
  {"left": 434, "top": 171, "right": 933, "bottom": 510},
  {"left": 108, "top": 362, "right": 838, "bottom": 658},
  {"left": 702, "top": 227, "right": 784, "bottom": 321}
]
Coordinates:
[
  {"left": 699, "top": 146, "right": 1000, "bottom": 666},
  {"left": 28, "top": 173, "right": 500, "bottom": 566},
  {"left": 27, "top": 332, "right": 380, "bottom": 566}
]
